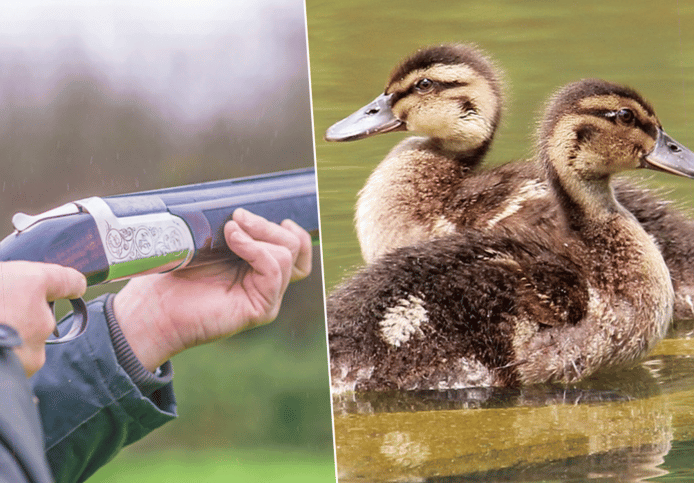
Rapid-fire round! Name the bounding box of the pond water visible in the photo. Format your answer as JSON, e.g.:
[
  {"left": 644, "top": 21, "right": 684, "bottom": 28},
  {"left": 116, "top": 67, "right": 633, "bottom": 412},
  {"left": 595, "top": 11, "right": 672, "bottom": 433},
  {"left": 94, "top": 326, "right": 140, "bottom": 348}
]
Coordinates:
[
  {"left": 306, "top": 1, "right": 694, "bottom": 481},
  {"left": 331, "top": 333, "right": 694, "bottom": 482}
]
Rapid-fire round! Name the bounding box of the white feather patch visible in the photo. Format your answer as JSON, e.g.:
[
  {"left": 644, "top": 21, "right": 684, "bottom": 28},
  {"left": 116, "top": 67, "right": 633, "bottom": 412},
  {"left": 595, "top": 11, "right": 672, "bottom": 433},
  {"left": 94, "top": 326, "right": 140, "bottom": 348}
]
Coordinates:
[
  {"left": 379, "top": 295, "right": 428, "bottom": 347},
  {"left": 432, "top": 216, "right": 457, "bottom": 236},
  {"left": 486, "top": 179, "right": 549, "bottom": 229}
]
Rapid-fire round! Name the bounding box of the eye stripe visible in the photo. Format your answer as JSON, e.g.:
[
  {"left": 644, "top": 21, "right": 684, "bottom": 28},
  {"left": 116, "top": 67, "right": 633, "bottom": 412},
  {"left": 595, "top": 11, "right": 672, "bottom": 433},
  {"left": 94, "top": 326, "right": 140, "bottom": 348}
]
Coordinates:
[
  {"left": 390, "top": 90, "right": 408, "bottom": 105},
  {"left": 390, "top": 80, "right": 471, "bottom": 106},
  {"left": 577, "top": 108, "right": 615, "bottom": 120},
  {"left": 439, "top": 81, "right": 469, "bottom": 89},
  {"left": 575, "top": 108, "right": 657, "bottom": 140}
]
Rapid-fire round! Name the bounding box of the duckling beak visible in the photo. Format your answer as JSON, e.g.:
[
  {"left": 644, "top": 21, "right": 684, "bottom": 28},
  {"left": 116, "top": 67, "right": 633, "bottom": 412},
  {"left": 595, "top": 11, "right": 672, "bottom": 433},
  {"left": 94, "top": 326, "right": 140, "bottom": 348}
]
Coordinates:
[
  {"left": 642, "top": 130, "right": 694, "bottom": 179},
  {"left": 325, "top": 93, "right": 406, "bottom": 142}
]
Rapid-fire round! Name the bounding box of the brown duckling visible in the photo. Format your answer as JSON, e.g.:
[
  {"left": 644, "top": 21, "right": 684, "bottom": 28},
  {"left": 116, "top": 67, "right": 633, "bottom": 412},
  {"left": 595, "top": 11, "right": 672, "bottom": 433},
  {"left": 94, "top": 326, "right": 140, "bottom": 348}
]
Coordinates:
[
  {"left": 328, "top": 79, "right": 694, "bottom": 392},
  {"left": 326, "top": 44, "right": 694, "bottom": 320},
  {"left": 326, "top": 43, "right": 503, "bottom": 262}
]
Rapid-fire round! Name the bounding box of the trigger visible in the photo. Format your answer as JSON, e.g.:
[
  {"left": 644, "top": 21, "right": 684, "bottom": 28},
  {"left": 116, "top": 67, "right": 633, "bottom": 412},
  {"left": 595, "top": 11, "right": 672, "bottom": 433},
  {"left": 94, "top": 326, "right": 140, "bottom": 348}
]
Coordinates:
[
  {"left": 48, "top": 301, "right": 60, "bottom": 338},
  {"left": 47, "top": 298, "right": 89, "bottom": 344}
]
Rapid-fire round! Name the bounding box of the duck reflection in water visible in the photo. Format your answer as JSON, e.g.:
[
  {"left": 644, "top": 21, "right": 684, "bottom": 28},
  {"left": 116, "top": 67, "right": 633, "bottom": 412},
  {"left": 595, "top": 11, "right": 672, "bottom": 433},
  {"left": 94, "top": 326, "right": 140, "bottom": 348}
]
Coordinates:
[{"left": 332, "top": 353, "right": 694, "bottom": 482}]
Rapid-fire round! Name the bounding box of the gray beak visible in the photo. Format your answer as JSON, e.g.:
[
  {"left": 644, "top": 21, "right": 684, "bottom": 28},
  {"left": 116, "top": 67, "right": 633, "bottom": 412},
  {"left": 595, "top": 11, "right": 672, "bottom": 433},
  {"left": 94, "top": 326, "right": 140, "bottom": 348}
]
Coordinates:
[
  {"left": 325, "top": 93, "right": 406, "bottom": 142},
  {"left": 642, "top": 129, "right": 694, "bottom": 179}
]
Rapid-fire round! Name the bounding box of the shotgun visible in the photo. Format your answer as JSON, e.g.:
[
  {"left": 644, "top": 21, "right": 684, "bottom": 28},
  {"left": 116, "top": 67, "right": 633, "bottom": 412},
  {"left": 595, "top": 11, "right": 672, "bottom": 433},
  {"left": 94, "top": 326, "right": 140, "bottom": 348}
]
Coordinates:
[{"left": 0, "top": 167, "right": 319, "bottom": 343}]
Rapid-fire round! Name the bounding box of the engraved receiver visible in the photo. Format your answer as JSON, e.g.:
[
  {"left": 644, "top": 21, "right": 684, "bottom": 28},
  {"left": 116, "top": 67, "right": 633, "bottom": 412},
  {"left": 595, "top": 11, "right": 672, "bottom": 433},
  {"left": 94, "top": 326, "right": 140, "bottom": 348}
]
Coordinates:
[{"left": 0, "top": 167, "right": 319, "bottom": 343}]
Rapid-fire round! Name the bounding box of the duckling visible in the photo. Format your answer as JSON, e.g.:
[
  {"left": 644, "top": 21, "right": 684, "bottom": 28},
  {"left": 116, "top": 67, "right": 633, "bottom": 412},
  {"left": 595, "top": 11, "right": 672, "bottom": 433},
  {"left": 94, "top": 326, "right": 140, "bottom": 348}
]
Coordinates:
[
  {"left": 326, "top": 44, "right": 694, "bottom": 320},
  {"left": 328, "top": 79, "right": 694, "bottom": 392},
  {"left": 326, "top": 43, "right": 504, "bottom": 262}
]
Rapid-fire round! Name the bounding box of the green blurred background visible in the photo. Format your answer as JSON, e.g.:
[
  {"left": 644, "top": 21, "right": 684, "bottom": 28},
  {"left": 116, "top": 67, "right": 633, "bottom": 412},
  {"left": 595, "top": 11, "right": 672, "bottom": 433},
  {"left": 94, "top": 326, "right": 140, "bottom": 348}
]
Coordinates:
[{"left": 0, "top": 1, "right": 334, "bottom": 481}]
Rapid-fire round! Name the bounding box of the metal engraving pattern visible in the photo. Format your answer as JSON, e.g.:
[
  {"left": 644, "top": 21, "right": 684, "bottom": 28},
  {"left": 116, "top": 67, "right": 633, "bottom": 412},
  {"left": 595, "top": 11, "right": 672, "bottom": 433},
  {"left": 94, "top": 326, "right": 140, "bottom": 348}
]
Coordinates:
[
  {"left": 74, "top": 197, "right": 195, "bottom": 281},
  {"left": 104, "top": 222, "right": 188, "bottom": 261}
]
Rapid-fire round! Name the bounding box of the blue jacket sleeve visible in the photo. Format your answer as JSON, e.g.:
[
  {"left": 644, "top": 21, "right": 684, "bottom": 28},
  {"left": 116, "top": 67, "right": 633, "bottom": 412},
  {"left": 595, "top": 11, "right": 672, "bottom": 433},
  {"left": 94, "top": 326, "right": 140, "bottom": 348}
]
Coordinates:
[{"left": 30, "top": 294, "right": 177, "bottom": 483}]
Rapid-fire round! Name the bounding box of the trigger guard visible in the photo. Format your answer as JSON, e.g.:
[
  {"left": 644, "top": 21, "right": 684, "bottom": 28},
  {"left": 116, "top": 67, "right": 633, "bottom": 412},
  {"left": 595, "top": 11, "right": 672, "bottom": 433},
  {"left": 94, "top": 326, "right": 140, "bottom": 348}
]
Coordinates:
[{"left": 47, "top": 298, "right": 89, "bottom": 344}]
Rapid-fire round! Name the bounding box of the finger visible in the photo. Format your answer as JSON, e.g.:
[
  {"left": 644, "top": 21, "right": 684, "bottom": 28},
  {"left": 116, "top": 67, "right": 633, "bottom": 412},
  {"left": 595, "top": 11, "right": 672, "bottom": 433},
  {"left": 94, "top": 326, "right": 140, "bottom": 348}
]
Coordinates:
[
  {"left": 225, "top": 221, "right": 293, "bottom": 291},
  {"left": 232, "top": 208, "right": 301, "bottom": 259},
  {"left": 280, "top": 219, "right": 312, "bottom": 281},
  {"left": 38, "top": 264, "right": 88, "bottom": 302}
]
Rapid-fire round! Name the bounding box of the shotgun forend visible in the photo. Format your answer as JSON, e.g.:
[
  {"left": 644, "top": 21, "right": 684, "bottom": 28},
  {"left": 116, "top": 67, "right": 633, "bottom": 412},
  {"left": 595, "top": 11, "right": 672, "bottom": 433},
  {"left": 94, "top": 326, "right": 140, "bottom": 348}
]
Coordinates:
[{"left": 0, "top": 167, "right": 319, "bottom": 343}]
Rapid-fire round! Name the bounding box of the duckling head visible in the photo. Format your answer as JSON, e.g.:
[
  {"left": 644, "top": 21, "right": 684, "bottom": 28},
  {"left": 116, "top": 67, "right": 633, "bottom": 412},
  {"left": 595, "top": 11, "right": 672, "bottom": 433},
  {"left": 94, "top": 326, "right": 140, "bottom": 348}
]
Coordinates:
[
  {"left": 538, "top": 79, "right": 694, "bottom": 216},
  {"left": 326, "top": 43, "right": 503, "bottom": 156}
]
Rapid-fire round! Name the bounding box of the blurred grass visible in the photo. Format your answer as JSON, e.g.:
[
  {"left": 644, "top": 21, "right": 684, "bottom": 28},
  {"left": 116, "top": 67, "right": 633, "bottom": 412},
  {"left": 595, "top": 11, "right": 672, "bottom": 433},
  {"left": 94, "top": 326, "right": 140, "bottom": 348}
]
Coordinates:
[
  {"left": 87, "top": 448, "right": 336, "bottom": 483},
  {"left": 160, "top": 281, "right": 333, "bottom": 451}
]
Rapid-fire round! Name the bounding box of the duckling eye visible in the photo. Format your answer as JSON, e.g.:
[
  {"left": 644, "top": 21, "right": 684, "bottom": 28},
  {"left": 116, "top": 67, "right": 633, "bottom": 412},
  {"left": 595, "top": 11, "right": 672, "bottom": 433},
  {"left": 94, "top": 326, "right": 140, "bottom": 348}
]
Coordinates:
[
  {"left": 414, "top": 78, "right": 434, "bottom": 93},
  {"left": 616, "top": 108, "right": 635, "bottom": 126}
]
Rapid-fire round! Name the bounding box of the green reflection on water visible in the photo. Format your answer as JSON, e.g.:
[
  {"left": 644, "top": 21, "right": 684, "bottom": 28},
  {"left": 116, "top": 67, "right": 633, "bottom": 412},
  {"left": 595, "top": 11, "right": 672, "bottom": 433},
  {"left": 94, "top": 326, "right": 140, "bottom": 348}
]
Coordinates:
[
  {"left": 332, "top": 339, "right": 694, "bottom": 482},
  {"left": 307, "top": 0, "right": 694, "bottom": 481}
]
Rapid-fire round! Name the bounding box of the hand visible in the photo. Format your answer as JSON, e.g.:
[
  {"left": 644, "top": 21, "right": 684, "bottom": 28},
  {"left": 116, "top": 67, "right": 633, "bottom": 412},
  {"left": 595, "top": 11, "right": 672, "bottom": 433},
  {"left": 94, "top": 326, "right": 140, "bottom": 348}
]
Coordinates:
[
  {"left": 0, "top": 261, "right": 86, "bottom": 376},
  {"left": 113, "top": 208, "right": 313, "bottom": 372}
]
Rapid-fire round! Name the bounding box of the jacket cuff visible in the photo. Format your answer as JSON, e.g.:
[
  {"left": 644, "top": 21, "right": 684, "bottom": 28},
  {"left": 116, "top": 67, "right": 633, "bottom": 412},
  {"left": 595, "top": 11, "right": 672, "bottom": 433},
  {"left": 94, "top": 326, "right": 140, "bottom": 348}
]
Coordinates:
[
  {"left": 103, "top": 293, "right": 173, "bottom": 396},
  {"left": 33, "top": 294, "right": 177, "bottom": 483}
]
